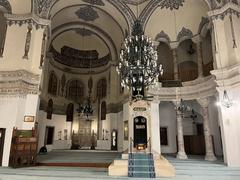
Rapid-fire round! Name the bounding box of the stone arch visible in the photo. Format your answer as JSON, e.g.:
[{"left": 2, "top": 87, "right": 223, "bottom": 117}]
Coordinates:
[
  {"left": 0, "top": 0, "right": 12, "bottom": 13},
  {"left": 0, "top": 10, "right": 7, "bottom": 57}
]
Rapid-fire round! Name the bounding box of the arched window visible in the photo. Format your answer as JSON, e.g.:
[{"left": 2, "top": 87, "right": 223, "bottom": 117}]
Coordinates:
[
  {"left": 66, "top": 103, "right": 74, "bottom": 122},
  {"left": 157, "top": 42, "right": 174, "bottom": 81},
  {"left": 46, "top": 99, "right": 53, "bottom": 120},
  {"left": 177, "top": 40, "right": 198, "bottom": 82},
  {"left": 0, "top": 11, "right": 7, "bottom": 57},
  {"left": 67, "top": 80, "right": 84, "bottom": 101},
  {"left": 101, "top": 101, "right": 106, "bottom": 120},
  {"left": 48, "top": 72, "right": 58, "bottom": 95},
  {"left": 97, "top": 78, "right": 107, "bottom": 99}
]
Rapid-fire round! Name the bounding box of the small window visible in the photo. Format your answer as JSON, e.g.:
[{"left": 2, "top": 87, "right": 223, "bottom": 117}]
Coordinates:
[{"left": 160, "top": 127, "right": 168, "bottom": 146}]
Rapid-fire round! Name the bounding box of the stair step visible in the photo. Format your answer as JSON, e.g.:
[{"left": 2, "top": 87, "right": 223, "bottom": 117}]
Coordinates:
[
  {"left": 130, "top": 172, "right": 156, "bottom": 178},
  {"left": 129, "top": 166, "right": 154, "bottom": 172}
]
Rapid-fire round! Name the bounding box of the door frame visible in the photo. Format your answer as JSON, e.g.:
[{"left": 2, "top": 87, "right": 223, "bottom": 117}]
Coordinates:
[
  {"left": 0, "top": 128, "right": 6, "bottom": 166},
  {"left": 133, "top": 116, "right": 147, "bottom": 148}
]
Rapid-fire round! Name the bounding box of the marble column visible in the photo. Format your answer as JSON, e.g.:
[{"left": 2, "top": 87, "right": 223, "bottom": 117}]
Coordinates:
[
  {"left": 174, "top": 101, "right": 188, "bottom": 159},
  {"left": 198, "top": 98, "right": 217, "bottom": 161},
  {"left": 172, "top": 48, "right": 179, "bottom": 80},
  {"left": 196, "top": 41, "right": 204, "bottom": 78}
]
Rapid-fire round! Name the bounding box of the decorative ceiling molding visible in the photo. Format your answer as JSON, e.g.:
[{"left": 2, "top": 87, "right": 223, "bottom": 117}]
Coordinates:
[
  {"left": 46, "top": 0, "right": 133, "bottom": 30},
  {"left": 0, "top": 0, "right": 12, "bottom": 13},
  {"left": 75, "top": 5, "right": 99, "bottom": 21},
  {"left": 177, "top": 27, "right": 193, "bottom": 42},
  {"left": 75, "top": 28, "right": 93, "bottom": 36},
  {"left": 155, "top": 30, "right": 171, "bottom": 44},
  {"left": 158, "top": 0, "right": 185, "bottom": 10},
  {"left": 34, "top": 0, "right": 56, "bottom": 18},
  {"left": 82, "top": 0, "right": 105, "bottom": 6}
]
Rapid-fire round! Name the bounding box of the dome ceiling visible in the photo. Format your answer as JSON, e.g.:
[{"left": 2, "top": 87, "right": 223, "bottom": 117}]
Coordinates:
[{"left": 52, "top": 29, "right": 109, "bottom": 58}]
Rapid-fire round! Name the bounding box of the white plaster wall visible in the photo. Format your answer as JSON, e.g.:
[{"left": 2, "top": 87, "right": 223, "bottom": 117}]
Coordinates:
[
  {"left": 159, "top": 102, "right": 177, "bottom": 154},
  {"left": 217, "top": 88, "right": 240, "bottom": 167},
  {"left": 145, "top": 0, "right": 209, "bottom": 41},
  {"left": 37, "top": 111, "right": 72, "bottom": 152},
  {"left": 0, "top": 95, "right": 37, "bottom": 166},
  {"left": 0, "top": 24, "right": 44, "bottom": 75},
  {"left": 9, "top": 0, "right": 32, "bottom": 14}
]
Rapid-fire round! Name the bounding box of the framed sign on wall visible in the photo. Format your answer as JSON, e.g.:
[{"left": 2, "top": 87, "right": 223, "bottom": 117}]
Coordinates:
[{"left": 24, "top": 116, "right": 34, "bottom": 122}]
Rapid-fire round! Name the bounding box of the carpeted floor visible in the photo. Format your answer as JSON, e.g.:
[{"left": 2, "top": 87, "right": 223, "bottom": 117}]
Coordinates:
[{"left": 0, "top": 152, "right": 240, "bottom": 180}]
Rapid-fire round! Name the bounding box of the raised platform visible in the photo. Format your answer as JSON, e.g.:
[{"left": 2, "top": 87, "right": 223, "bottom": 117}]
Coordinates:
[
  {"left": 108, "top": 153, "right": 175, "bottom": 178},
  {"left": 37, "top": 150, "right": 121, "bottom": 168}
]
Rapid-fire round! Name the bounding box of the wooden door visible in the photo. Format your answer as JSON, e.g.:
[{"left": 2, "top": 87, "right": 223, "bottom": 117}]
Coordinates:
[
  {"left": 134, "top": 116, "right": 147, "bottom": 147},
  {"left": 0, "top": 128, "right": 6, "bottom": 166}
]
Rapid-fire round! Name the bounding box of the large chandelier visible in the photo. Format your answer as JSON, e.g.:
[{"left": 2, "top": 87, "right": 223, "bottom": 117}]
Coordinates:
[{"left": 116, "top": 20, "right": 163, "bottom": 94}]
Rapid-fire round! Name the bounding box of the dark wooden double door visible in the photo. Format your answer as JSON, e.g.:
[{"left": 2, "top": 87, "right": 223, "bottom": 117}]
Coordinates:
[
  {"left": 0, "top": 128, "right": 6, "bottom": 166},
  {"left": 134, "top": 116, "right": 147, "bottom": 148}
]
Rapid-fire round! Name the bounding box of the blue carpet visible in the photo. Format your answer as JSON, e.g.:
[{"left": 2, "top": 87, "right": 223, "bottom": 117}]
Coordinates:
[{"left": 128, "top": 153, "right": 155, "bottom": 178}]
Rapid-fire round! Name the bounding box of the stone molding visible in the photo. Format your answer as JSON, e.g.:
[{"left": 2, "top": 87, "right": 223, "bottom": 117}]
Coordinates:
[
  {"left": 208, "top": 2, "right": 240, "bottom": 20},
  {"left": 0, "top": 70, "right": 40, "bottom": 96},
  {"left": 211, "top": 63, "right": 240, "bottom": 90},
  {"left": 148, "top": 76, "right": 217, "bottom": 101},
  {"left": 4, "top": 13, "right": 51, "bottom": 28}
]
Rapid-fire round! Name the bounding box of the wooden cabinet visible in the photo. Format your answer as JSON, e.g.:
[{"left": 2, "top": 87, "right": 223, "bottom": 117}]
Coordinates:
[{"left": 9, "top": 128, "right": 38, "bottom": 168}]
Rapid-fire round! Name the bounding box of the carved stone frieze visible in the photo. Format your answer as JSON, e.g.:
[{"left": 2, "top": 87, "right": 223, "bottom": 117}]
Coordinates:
[
  {"left": 0, "top": 70, "right": 40, "bottom": 96},
  {"left": 4, "top": 13, "right": 50, "bottom": 29},
  {"left": 0, "top": 0, "right": 11, "bottom": 13}
]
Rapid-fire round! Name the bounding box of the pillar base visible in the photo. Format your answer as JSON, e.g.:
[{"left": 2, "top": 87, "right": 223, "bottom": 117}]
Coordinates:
[
  {"left": 205, "top": 153, "right": 217, "bottom": 161},
  {"left": 177, "top": 151, "right": 188, "bottom": 160}
]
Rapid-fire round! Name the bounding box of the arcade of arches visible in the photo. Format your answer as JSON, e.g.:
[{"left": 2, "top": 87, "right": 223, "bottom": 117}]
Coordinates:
[{"left": 1, "top": 0, "right": 240, "bottom": 177}]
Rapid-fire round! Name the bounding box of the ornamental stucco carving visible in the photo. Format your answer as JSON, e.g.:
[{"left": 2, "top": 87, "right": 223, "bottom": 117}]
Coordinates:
[
  {"left": 155, "top": 31, "right": 171, "bottom": 44},
  {"left": 177, "top": 27, "right": 193, "bottom": 42},
  {"left": 0, "top": 0, "right": 12, "bottom": 13},
  {"left": 158, "top": 0, "right": 185, "bottom": 10},
  {"left": 0, "top": 70, "right": 40, "bottom": 96},
  {"left": 75, "top": 6, "right": 99, "bottom": 22},
  {"left": 34, "top": 0, "right": 56, "bottom": 18}
]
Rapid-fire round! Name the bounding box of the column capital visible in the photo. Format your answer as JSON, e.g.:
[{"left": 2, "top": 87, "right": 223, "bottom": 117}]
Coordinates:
[{"left": 197, "top": 97, "right": 210, "bottom": 108}]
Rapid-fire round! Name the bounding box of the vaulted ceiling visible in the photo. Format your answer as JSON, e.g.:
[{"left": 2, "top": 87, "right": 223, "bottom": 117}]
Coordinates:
[{"left": 2, "top": 0, "right": 230, "bottom": 67}]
